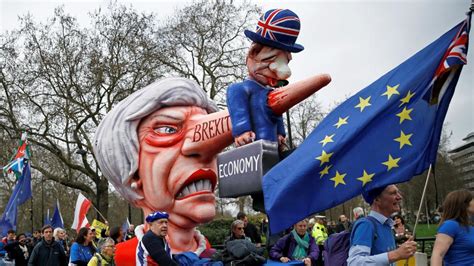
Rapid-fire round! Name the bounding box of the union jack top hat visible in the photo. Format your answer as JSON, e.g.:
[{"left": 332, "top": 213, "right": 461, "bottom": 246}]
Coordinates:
[{"left": 245, "top": 9, "right": 304, "bottom": 53}]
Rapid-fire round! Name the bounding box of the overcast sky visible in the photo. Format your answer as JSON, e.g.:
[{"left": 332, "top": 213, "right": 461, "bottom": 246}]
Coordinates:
[{"left": 1, "top": 0, "right": 472, "bottom": 148}]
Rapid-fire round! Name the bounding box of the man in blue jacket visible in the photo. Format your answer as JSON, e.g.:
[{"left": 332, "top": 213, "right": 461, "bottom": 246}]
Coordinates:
[{"left": 348, "top": 185, "right": 417, "bottom": 265}]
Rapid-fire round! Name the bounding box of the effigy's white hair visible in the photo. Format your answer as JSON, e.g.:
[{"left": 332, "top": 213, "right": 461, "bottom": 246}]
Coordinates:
[{"left": 93, "top": 78, "right": 218, "bottom": 203}]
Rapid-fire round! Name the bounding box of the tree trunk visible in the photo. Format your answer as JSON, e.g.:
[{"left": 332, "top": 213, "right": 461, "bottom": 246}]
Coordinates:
[{"left": 95, "top": 178, "right": 109, "bottom": 221}]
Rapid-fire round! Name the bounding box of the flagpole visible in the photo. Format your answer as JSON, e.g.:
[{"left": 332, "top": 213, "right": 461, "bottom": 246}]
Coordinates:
[
  {"left": 41, "top": 175, "right": 44, "bottom": 226},
  {"left": 91, "top": 204, "right": 108, "bottom": 223},
  {"left": 401, "top": 164, "right": 432, "bottom": 266},
  {"left": 412, "top": 164, "right": 433, "bottom": 236},
  {"left": 30, "top": 196, "right": 33, "bottom": 233}
]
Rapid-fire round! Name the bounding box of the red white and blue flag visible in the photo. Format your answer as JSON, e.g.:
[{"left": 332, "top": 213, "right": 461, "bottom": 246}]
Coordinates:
[
  {"left": 263, "top": 14, "right": 471, "bottom": 234},
  {"left": 256, "top": 9, "right": 300, "bottom": 41},
  {"left": 3, "top": 132, "right": 31, "bottom": 178},
  {"left": 435, "top": 17, "right": 470, "bottom": 77}
]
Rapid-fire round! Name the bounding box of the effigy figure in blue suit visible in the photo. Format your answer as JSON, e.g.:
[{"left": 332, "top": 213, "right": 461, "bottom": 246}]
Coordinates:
[{"left": 226, "top": 9, "right": 304, "bottom": 148}]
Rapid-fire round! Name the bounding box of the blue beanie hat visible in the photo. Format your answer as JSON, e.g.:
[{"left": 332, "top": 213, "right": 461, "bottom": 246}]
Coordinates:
[
  {"left": 362, "top": 186, "right": 388, "bottom": 205},
  {"left": 146, "top": 211, "right": 169, "bottom": 223}
]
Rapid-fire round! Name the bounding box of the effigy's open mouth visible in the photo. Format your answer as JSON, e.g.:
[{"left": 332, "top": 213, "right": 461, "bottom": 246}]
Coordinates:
[{"left": 175, "top": 169, "right": 217, "bottom": 200}]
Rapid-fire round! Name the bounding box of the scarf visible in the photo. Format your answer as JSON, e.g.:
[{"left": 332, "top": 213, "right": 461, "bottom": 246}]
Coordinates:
[
  {"left": 291, "top": 229, "right": 309, "bottom": 260},
  {"left": 19, "top": 244, "right": 29, "bottom": 260}
]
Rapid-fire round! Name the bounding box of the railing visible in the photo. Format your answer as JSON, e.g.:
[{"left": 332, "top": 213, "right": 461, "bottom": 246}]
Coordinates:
[{"left": 416, "top": 236, "right": 436, "bottom": 257}]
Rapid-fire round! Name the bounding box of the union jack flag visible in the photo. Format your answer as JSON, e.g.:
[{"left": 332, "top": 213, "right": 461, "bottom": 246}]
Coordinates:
[
  {"left": 428, "top": 14, "right": 471, "bottom": 105},
  {"left": 2, "top": 132, "right": 31, "bottom": 178},
  {"left": 435, "top": 15, "right": 470, "bottom": 77},
  {"left": 256, "top": 9, "right": 300, "bottom": 41}
]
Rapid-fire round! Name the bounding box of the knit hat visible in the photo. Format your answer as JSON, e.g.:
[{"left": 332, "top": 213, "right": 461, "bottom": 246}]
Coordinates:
[{"left": 362, "top": 186, "right": 388, "bottom": 205}]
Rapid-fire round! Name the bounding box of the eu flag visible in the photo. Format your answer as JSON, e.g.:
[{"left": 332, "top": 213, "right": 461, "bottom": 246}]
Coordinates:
[
  {"left": 263, "top": 15, "right": 471, "bottom": 234},
  {"left": 51, "top": 200, "right": 64, "bottom": 229},
  {"left": 0, "top": 163, "right": 32, "bottom": 235}
]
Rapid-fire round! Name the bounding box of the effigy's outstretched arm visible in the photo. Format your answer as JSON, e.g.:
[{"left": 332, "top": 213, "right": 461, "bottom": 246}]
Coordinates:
[
  {"left": 268, "top": 74, "right": 331, "bottom": 115},
  {"left": 183, "top": 74, "right": 331, "bottom": 150}
]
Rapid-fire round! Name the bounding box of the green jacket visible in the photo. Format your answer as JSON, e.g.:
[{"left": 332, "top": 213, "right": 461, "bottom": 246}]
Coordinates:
[
  {"left": 311, "top": 223, "right": 328, "bottom": 245},
  {"left": 87, "top": 253, "right": 115, "bottom": 266}
]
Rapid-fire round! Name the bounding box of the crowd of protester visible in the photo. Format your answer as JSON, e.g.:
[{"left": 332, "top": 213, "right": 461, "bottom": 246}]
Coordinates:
[
  {"left": 0, "top": 221, "right": 136, "bottom": 266},
  {"left": 1, "top": 188, "right": 472, "bottom": 265}
]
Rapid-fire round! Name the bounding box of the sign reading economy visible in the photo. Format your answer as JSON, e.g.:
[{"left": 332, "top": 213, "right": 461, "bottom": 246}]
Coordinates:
[{"left": 218, "top": 140, "right": 279, "bottom": 198}]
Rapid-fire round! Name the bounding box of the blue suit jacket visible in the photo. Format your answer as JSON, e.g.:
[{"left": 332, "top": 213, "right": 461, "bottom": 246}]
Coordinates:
[{"left": 226, "top": 79, "right": 285, "bottom": 142}]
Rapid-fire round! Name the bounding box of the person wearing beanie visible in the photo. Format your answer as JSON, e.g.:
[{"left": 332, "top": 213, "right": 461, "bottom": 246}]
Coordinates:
[
  {"left": 136, "top": 211, "right": 178, "bottom": 266},
  {"left": 348, "top": 184, "right": 418, "bottom": 265}
]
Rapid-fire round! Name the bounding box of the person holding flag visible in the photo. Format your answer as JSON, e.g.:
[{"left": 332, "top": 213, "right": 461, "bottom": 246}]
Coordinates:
[
  {"left": 348, "top": 185, "right": 417, "bottom": 265},
  {"left": 263, "top": 10, "right": 472, "bottom": 236}
]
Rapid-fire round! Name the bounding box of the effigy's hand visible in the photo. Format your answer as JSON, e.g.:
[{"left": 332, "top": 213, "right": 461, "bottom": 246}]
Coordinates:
[
  {"left": 278, "top": 135, "right": 286, "bottom": 146},
  {"left": 234, "top": 131, "right": 256, "bottom": 147}
]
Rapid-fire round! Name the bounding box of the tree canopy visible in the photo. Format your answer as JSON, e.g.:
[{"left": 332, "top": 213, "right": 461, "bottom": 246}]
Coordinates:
[{"left": 0, "top": 0, "right": 259, "bottom": 218}]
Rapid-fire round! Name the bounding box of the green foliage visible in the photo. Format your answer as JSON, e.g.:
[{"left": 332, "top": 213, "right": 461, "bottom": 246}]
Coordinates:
[
  {"left": 198, "top": 217, "right": 233, "bottom": 246},
  {"left": 198, "top": 214, "right": 267, "bottom": 246},
  {"left": 415, "top": 224, "right": 437, "bottom": 237}
]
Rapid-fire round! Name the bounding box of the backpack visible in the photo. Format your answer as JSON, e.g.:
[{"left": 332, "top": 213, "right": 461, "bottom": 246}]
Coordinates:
[{"left": 323, "top": 216, "right": 378, "bottom": 266}]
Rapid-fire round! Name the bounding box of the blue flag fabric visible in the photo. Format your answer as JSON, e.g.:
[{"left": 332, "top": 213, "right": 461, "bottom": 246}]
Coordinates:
[
  {"left": 263, "top": 16, "right": 471, "bottom": 234},
  {"left": 121, "top": 218, "right": 130, "bottom": 234},
  {"left": 44, "top": 209, "right": 51, "bottom": 226},
  {"left": 0, "top": 163, "right": 32, "bottom": 235},
  {"left": 51, "top": 200, "right": 64, "bottom": 229}
]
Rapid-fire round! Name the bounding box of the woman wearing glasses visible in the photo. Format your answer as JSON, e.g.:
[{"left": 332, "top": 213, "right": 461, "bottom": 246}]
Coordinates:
[
  {"left": 226, "top": 220, "right": 252, "bottom": 243},
  {"left": 87, "top": 238, "right": 116, "bottom": 266}
]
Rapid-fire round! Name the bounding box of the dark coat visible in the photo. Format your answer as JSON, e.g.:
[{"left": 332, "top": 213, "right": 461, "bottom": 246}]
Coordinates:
[
  {"left": 335, "top": 221, "right": 352, "bottom": 233},
  {"left": 244, "top": 222, "right": 262, "bottom": 245},
  {"left": 4, "top": 241, "right": 32, "bottom": 266},
  {"left": 28, "top": 238, "right": 67, "bottom": 266},
  {"left": 269, "top": 233, "right": 319, "bottom": 265}
]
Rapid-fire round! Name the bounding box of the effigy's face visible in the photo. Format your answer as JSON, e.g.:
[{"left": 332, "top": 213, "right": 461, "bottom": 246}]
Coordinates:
[
  {"left": 248, "top": 45, "right": 292, "bottom": 87},
  {"left": 137, "top": 106, "right": 217, "bottom": 225}
]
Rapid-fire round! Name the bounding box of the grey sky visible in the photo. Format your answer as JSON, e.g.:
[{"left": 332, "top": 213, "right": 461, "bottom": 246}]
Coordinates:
[{"left": 1, "top": 0, "right": 472, "bottom": 148}]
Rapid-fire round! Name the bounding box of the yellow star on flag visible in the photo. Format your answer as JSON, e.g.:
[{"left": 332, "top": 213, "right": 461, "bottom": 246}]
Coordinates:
[
  {"left": 357, "top": 170, "right": 375, "bottom": 186},
  {"left": 315, "top": 150, "right": 333, "bottom": 166},
  {"left": 381, "top": 84, "right": 400, "bottom": 99},
  {"left": 319, "top": 134, "right": 335, "bottom": 147},
  {"left": 355, "top": 96, "right": 371, "bottom": 112},
  {"left": 330, "top": 171, "right": 347, "bottom": 187},
  {"left": 334, "top": 116, "right": 349, "bottom": 128},
  {"left": 319, "top": 165, "right": 332, "bottom": 178},
  {"left": 394, "top": 130, "right": 413, "bottom": 149},
  {"left": 396, "top": 107, "right": 413, "bottom": 124},
  {"left": 382, "top": 154, "right": 401, "bottom": 171},
  {"left": 399, "top": 90, "right": 416, "bottom": 107}
]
